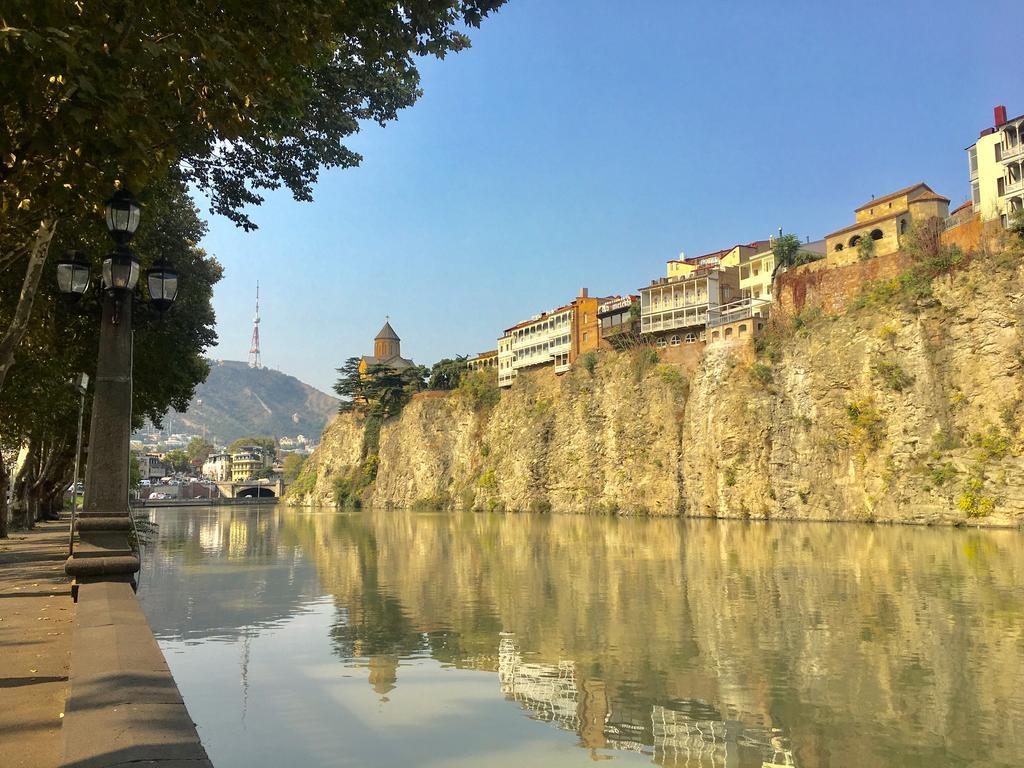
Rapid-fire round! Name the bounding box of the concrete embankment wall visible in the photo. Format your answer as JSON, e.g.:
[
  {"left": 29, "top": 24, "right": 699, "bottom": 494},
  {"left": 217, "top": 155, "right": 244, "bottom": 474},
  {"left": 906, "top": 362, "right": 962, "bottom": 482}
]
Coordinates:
[{"left": 61, "top": 581, "right": 211, "bottom": 767}]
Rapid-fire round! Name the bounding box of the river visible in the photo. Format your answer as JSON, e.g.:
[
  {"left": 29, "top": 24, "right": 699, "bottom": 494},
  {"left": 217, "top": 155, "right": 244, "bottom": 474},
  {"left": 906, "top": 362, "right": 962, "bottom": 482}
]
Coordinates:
[{"left": 136, "top": 506, "right": 1024, "bottom": 767}]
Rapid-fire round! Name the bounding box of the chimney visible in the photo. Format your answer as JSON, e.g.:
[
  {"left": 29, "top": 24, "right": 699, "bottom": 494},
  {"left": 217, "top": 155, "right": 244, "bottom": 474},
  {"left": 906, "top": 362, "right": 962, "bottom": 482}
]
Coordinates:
[
  {"left": 995, "top": 105, "right": 1008, "bottom": 127},
  {"left": 579, "top": 287, "right": 588, "bottom": 298}
]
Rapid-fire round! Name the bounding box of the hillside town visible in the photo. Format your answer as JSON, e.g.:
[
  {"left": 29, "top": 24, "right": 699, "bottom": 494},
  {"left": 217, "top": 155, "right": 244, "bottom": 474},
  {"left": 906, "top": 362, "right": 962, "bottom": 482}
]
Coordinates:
[{"left": 449, "top": 104, "right": 1021, "bottom": 385}]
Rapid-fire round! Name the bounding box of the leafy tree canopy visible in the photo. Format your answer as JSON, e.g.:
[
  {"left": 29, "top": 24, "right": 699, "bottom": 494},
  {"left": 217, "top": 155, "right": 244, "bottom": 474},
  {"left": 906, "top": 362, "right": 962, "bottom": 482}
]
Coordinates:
[
  {"left": 428, "top": 356, "right": 468, "bottom": 390},
  {"left": 333, "top": 359, "right": 424, "bottom": 419},
  {"left": 187, "top": 436, "right": 214, "bottom": 465},
  {"left": 228, "top": 436, "right": 277, "bottom": 455},
  {"left": 163, "top": 448, "right": 190, "bottom": 474},
  {"left": 0, "top": 176, "right": 220, "bottom": 449}
]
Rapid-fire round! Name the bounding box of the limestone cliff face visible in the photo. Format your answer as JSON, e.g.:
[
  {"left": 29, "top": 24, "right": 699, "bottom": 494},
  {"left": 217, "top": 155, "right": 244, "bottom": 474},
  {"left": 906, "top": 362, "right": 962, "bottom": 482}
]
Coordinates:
[{"left": 289, "top": 248, "right": 1024, "bottom": 525}]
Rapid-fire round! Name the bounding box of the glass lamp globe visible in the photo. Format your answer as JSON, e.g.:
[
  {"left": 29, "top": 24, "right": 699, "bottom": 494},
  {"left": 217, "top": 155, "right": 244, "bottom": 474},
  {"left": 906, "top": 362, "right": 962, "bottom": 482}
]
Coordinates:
[
  {"left": 101, "top": 247, "right": 140, "bottom": 292},
  {"left": 104, "top": 189, "right": 141, "bottom": 244},
  {"left": 55, "top": 250, "right": 91, "bottom": 300},
  {"left": 146, "top": 257, "right": 179, "bottom": 312}
]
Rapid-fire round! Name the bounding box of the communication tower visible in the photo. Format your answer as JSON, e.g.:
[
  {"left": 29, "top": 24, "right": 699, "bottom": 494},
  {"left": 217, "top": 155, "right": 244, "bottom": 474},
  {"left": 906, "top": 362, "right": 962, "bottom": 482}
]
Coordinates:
[{"left": 248, "top": 283, "right": 262, "bottom": 369}]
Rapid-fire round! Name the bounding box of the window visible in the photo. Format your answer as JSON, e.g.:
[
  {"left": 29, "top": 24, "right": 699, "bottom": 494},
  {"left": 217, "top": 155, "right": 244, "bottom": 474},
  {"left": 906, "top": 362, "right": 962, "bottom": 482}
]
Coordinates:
[
  {"left": 900, "top": 218, "right": 909, "bottom": 234},
  {"left": 849, "top": 235, "right": 861, "bottom": 247},
  {"left": 834, "top": 243, "right": 844, "bottom": 252},
  {"left": 969, "top": 146, "right": 978, "bottom": 176},
  {"left": 583, "top": 332, "right": 588, "bottom": 343},
  {"left": 738, "top": 324, "right": 748, "bottom": 335},
  {"left": 670, "top": 335, "right": 680, "bottom": 346},
  {"left": 971, "top": 182, "right": 980, "bottom": 206},
  {"left": 685, "top": 333, "right": 696, "bottom": 343},
  {"left": 870, "top": 229, "right": 883, "bottom": 241},
  {"left": 656, "top": 338, "right": 667, "bottom": 348}
]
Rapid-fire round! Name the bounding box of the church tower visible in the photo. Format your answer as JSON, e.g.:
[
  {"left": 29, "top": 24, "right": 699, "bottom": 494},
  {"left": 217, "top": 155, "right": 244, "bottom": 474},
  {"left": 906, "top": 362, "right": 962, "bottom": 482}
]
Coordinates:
[{"left": 374, "top": 319, "right": 401, "bottom": 360}]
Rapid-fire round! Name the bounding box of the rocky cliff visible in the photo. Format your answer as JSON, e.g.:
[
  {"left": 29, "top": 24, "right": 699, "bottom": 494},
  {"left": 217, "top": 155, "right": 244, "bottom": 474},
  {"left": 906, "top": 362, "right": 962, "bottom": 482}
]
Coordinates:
[{"left": 290, "top": 241, "right": 1024, "bottom": 526}]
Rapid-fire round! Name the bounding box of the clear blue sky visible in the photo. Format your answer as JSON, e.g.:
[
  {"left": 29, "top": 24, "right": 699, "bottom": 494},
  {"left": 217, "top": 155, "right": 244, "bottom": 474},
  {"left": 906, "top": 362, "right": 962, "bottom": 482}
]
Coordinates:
[{"left": 197, "top": 0, "right": 1023, "bottom": 393}]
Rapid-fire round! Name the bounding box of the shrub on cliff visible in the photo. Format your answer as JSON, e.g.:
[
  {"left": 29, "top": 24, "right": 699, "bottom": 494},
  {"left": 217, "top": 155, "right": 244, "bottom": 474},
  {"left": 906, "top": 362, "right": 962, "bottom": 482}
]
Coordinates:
[
  {"left": 872, "top": 359, "right": 914, "bottom": 392},
  {"left": 454, "top": 370, "right": 500, "bottom": 411}
]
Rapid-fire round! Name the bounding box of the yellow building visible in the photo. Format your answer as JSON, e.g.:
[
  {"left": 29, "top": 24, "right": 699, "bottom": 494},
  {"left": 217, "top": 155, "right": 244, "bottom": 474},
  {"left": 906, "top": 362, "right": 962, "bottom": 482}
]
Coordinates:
[
  {"left": 666, "top": 241, "right": 769, "bottom": 279},
  {"left": 967, "top": 104, "right": 1024, "bottom": 227},
  {"left": 466, "top": 350, "right": 498, "bottom": 372},
  {"left": 230, "top": 446, "right": 272, "bottom": 481},
  {"left": 824, "top": 182, "right": 950, "bottom": 262}
]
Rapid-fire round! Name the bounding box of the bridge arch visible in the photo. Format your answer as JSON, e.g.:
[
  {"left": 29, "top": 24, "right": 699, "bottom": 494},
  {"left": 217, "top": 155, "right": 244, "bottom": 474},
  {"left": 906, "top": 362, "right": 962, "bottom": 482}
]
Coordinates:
[{"left": 236, "top": 486, "right": 276, "bottom": 498}]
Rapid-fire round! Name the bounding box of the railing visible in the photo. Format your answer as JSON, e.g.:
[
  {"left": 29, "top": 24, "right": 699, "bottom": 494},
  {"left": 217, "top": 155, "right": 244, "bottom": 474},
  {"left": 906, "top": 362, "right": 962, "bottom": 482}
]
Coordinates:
[
  {"left": 706, "top": 298, "right": 771, "bottom": 328},
  {"left": 1002, "top": 143, "right": 1024, "bottom": 161},
  {"left": 1004, "top": 177, "right": 1024, "bottom": 196},
  {"left": 640, "top": 304, "right": 709, "bottom": 334}
]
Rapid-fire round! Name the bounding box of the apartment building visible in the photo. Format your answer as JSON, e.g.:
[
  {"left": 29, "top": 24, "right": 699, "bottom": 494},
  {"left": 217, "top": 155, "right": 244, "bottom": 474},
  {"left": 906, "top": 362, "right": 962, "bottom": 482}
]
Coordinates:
[
  {"left": 639, "top": 263, "right": 739, "bottom": 348},
  {"left": 824, "top": 183, "right": 949, "bottom": 263},
  {"left": 202, "top": 452, "right": 232, "bottom": 482},
  {"left": 666, "top": 241, "right": 769, "bottom": 279},
  {"left": 230, "top": 446, "right": 273, "bottom": 482},
  {"left": 499, "top": 304, "right": 573, "bottom": 388},
  {"left": 968, "top": 104, "right": 1024, "bottom": 227},
  {"left": 497, "top": 289, "right": 614, "bottom": 388},
  {"left": 138, "top": 454, "right": 167, "bottom": 481},
  {"left": 497, "top": 334, "right": 515, "bottom": 388},
  {"left": 466, "top": 350, "right": 498, "bottom": 373},
  {"left": 596, "top": 295, "right": 639, "bottom": 349}
]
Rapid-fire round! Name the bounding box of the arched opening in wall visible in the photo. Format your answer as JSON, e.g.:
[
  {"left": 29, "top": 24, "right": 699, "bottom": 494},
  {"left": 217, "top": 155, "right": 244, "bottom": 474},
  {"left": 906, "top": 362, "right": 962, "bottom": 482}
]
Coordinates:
[
  {"left": 656, "top": 338, "right": 667, "bottom": 348},
  {"left": 724, "top": 327, "right": 734, "bottom": 338},
  {"left": 669, "top": 335, "right": 681, "bottom": 347},
  {"left": 834, "top": 243, "right": 844, "bottom": 252},
  {"left": 738, "top": 324, "right": 748, "bottom": 335},
  {"left": 711, "top": 330, "right": 720, "bottom": 341},
  {"left": 756, "top": 321, "right": 764, "bottom": 332},
  {"left": 685, "top": 333, "right": 696, "bottom": 343},
  {"left": 849, "top": 235, "right": 861, "bottom": 247},
  {"left": 870, "top": 228, "right": 883, "bottom": 241},
  {"left": 237, "top": 487, "right": 276, "bottom": 498},
  {"left": 899, "top": 218, "right": 908, "bottom": 234}
]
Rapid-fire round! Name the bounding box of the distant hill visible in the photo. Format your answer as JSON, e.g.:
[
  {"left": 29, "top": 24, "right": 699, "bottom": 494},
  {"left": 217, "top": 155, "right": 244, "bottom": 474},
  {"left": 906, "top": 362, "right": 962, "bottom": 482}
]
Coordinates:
[{"left": 169, "top": 360, "right": 338, "bottom": 445}]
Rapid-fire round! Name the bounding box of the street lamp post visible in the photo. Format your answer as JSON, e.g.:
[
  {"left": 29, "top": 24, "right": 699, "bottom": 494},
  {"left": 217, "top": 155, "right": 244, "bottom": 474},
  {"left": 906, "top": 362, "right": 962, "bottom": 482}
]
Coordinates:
[{"left": 56, "top": 189, "right": 178, "bottom": 592}]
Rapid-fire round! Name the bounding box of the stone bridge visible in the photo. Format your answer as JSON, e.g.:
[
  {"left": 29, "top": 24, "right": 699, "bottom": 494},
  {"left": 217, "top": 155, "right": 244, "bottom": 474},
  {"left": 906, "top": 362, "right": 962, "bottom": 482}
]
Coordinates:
[{"left": 214, "top": 479, "right": 284, "bottom": 499}]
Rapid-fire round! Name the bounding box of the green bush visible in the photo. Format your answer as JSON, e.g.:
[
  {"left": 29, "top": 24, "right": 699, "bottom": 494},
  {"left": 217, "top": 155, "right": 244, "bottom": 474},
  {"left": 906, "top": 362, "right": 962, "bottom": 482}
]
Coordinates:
[
  {"left": 411, "top": 493, "right": 451, "bottom": 511},
  {"left": 528, "top": 498, "right": 552, "bottom": 515},
  {"left": 579, "top": 351, "right": 597, "bottom": 374},
  {"left": 847, "top": 400, "right": 885, "bottom": 450},
  {"left": 751, "top": 362, "right": 773, "bottom": 385},
  {"left": 477, "top": 469, "right": 497, "bottom": 490},
  {"left": 928, "top": 462, "right": 956, "bottom": 487},
  {"left": 856, "top": 235, "right": 876, "bottom": 261},
  {"left": 957, "top": 476, "right": 996, "bottom": 517},
  {"left": 455, "top": 370, "right": 500, "bottom": 411},
  {"left": 872, "top": 359, "right": 914, "bottom": 391},
  {"left": 753, "top": 330, "right": 782, "bottom": 363},
  {"left": 723, "top": 465, "right": 737, "bottom": 487},
  {"left": 632, "top": 346, "right": 660, "bottom": 382},
  {"left": 971, "top": 425, "right": 1011, "bottom": 460},
  {"left": 287, "top": 468, "right": 318, "bottom": 497}
]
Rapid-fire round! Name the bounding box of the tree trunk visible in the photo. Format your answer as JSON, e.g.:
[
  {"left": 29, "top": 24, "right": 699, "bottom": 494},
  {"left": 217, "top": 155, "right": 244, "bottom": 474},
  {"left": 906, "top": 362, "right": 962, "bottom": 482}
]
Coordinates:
[
  {"left": 0, "top": 218, "right": 58, "bottom": 396},
  {"left": 10, "top": 439, "right": 35, "bottom": 530},
  {"left": 0, "top": 459, "right": 9, "bottom": 539}
]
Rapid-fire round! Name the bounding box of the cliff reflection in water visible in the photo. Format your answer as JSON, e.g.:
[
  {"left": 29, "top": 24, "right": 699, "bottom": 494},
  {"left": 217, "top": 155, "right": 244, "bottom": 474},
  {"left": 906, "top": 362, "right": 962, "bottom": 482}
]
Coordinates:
[{"left": 142, "top": 507, "right": 1024, "bottom": 768}]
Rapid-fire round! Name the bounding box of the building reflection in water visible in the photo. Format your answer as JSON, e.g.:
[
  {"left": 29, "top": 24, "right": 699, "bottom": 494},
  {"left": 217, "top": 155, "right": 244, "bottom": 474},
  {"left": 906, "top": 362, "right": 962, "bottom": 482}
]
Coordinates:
[
  {"left": 140, "top": 507, "right": 1024, "bottom": 768},
  {"left": 498, "top": 633, "right": 796, "bottom": 767}
]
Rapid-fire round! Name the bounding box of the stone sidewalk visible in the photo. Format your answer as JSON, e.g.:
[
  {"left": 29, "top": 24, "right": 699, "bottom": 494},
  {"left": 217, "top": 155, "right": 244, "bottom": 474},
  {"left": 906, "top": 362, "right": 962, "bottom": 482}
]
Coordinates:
[{"left": 0, "top": 519, "right": 74, "bottom": 768}]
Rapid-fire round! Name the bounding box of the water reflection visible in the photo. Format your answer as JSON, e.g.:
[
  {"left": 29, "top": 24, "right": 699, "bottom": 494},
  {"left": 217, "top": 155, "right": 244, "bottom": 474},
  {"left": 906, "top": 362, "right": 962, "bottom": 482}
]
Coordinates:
[{"left": 138, "top": 507, "right": 1024, "bottom": 768}]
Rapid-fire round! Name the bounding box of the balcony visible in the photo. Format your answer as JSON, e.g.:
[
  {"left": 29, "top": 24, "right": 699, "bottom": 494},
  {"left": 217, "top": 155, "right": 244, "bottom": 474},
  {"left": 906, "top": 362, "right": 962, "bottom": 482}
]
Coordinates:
[
  {"left": 640, "top": 304, "right": 708, "bottom": 334},
  {"left": 706, "top": 298, "right": 771, "bottom": 328},
  {"left": 1002, "top": 142, "right": 1024, "bottom": 162},
  {"left": 1004, "top": 177, "right": 1024, "bottom": 196}
]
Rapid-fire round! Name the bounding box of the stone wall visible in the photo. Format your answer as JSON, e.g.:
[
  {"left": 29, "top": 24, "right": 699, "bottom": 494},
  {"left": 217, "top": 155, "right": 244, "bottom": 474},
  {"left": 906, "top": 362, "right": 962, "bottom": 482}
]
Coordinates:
[{"left": 775, "top": 250, "right": 913, "bottom": 319}]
